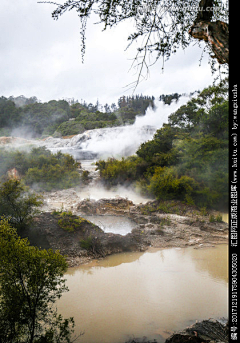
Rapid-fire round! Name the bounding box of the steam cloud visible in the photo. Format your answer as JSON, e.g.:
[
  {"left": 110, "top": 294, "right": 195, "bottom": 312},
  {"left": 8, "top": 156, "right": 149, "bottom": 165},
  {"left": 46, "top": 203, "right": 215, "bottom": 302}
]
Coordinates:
[{"left": 41, "top": 96, "right": 190, "bottom": 160}]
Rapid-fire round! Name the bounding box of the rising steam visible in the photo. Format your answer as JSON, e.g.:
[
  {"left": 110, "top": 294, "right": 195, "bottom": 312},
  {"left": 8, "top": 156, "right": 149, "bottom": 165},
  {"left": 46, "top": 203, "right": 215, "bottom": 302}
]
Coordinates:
[{"left": 41, "top": 96, "right": 190, "bottom": 160}]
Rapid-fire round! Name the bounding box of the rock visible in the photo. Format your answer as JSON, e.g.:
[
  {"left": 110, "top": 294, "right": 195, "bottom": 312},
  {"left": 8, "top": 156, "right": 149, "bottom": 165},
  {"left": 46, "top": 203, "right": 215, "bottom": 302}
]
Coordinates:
[
  {"left": 23, "top": 211, "right": 148, "bottom": 267},
  {"left": 166, "top": 319, "right": 228, "bottom": 343},
  {"left": 77, "top": 198, "right": 134, "bottom": 215},
  {"left": 124, "top": 319, "right": 228, "bottom": 343},
  {"left": 77, "top": 198, "right": 228, "bottom": 252},
  {"left": 23, "top": 198, "right": 228, "bottom": 267}
]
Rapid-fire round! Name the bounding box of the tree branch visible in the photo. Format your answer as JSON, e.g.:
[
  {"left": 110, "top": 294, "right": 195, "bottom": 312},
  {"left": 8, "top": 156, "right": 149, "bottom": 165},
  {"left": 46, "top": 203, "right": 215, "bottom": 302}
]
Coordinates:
[{"left": 189, "top": 0, "right": 229, "bottom": 64}]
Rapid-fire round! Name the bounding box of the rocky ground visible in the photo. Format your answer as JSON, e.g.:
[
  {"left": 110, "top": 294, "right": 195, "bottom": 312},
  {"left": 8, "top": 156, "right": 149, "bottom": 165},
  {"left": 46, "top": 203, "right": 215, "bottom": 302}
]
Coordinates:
[
  {"left": 165, "top": 319, "right": 228, "bottom": 343},
  {"left": 127, "top": 319, "right": 228, "bottom": 343},
  {"left": 77, "top": 197, "right": 228, "bottom": 249},
  {"left": 25, "top": 209, "right": 146, "bottom": 267},
  {"left": 26, "top": 196, "right": 228, "bottom": 267}
]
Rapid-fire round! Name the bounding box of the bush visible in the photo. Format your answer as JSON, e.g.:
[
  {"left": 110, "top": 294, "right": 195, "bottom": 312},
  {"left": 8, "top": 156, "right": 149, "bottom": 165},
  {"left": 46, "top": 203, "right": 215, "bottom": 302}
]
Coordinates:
[
  {"left": 96, "top": 156, "right": 147, "bottom": 185},
  {"left": 0, "top": 147, "right": 81, "bottom": 191},
  {"left": 56, "top": 212, "right": 88, "bottom": 232},
  {"left": 0, "top": 179, "right": 43, "bottom": 231},
  {"left": 54, "top": 121, "right": 85, "bottom": 136},
  {"left": 80, "top": 236, "right": 93, "bottom": 250},
  {"left": 25, "top": 165, "right": 80, "bottom": 191},
  {"left": 80, "top": 236, "right": 104, "bottom": 256},
  {"left": 147, "top": 167, "right": 197, "bottom": 203},
  {"left": 209, "top": 213, "right": 223, "bottom": 223},
  {"left": 0, "top": 218, "right": 75, "bottom": 342}
]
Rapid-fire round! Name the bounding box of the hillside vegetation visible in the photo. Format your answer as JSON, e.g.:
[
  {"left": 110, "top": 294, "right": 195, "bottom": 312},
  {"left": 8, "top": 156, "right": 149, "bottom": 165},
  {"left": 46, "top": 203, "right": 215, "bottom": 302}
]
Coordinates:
[
  {"left": 0, "top": 81, "right": 228, "bottom": 209},
  {"left": 0, "top": 95, "right": 155, "bottom": 138},
  {"left": 0, "top": 147, "right": 80, "bottom": 191},
  {"left": 96, "top": 80, "right": 229, "bottom": 210}
]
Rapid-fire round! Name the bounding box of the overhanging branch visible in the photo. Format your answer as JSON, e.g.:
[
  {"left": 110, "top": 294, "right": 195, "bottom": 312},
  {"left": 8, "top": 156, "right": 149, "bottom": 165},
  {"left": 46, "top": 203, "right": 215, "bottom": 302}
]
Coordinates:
[{"left": 189, "top": 0, "right": 229, "bottom": 64}]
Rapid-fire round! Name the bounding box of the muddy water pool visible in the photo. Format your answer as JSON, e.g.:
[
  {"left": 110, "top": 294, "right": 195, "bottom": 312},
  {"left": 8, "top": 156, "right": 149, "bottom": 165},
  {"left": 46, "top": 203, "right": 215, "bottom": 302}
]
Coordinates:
[
  {"left": 83, "top": 215, "right": 137, "bottom": 235},
  {"left": 57, "top": 244, "right": 228, "bottom": 343}
]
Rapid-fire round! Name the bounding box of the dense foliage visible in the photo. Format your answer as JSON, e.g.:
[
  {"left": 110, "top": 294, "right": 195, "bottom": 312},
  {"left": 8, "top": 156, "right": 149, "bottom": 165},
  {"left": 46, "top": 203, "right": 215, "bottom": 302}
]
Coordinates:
[
  {"left": 0, "top": 146, "right": 80, "bottom": 191},
  {"left": 96, "top": 80, "right": 229, "bottom": 209},
  {"left": 0, "top": 218, "right": 75, "bottom": 343},
  {"left": 0, "top": 97, "right": 70, "bottom": 137},
  {"left": 0, "top": 95, "right": 155, "bottom": 138},
  {"left": 116, "top": 95, "right": 155, "bottom": 124},
  {"left": 0, "top": 179, "right": 43, "bottom": 231}
]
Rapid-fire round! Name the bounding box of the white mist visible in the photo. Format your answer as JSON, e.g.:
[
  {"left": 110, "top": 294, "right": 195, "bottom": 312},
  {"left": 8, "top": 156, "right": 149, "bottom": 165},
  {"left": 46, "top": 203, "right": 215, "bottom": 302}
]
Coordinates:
[{"left": 42, "top": 96, "right": 190, "bottom": 159}]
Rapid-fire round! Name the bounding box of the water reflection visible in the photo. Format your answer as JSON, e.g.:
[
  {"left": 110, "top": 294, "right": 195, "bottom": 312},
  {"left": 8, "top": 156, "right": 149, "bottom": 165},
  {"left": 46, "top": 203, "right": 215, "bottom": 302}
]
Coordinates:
[
  {"left": 68, "top": 251, "right": 145, "bottom": 275},
  {"left": 58, "top": 245, "right": 228, "bottom": 343},
  {"left": 189, "top": 246, "right": 228, "bottom": 283}
]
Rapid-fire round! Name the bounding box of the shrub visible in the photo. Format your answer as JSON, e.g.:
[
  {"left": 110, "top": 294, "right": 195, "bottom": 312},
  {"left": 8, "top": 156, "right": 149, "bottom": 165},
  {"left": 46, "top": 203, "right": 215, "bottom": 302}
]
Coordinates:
[
  {"left": 80, "top": 236, "right": 93, "bottom": 250},
  {"left": 148, "top": 167, "right": 198, "bottom": 203},
  {"left": 0, "top": 218, "right": 75, "bottom": 342},
  {"left": 0, "top": 179, "right": 43, "bottom": 231},
  {"left": 54, "top": 211, "right": 88, "bottom": 232},
  {"left": 96, "top": 156, "right": 146, "bottom": 185},
  {"left": 0, "top": 147, "right": 81, "bottom": 191},
  {"left": 209, "top": 213, "right": 223, "bottom": 223},
  {"left": 80, "top": 236, "right": 104, "bottom": 256}
]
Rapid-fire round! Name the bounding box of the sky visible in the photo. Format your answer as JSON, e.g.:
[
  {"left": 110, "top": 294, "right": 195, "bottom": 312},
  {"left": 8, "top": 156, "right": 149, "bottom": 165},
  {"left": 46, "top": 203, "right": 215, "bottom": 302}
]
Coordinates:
[{"left": 0, "top": 0, "right": 224, "bottom": 107}]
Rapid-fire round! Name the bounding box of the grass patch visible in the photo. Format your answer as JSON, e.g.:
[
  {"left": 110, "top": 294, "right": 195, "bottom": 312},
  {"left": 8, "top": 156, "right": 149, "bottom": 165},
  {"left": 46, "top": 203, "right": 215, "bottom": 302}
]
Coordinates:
[
  {"left": 209, "top": 213, "right": 223, "bottom": 223},
  {"left": 52, "top": 211, "right": 90, "bottom": 232}
]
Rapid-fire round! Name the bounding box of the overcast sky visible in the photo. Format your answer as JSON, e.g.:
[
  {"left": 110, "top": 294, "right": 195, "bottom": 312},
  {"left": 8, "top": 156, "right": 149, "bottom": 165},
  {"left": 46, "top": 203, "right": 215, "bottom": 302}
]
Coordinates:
[{"left": 0, "top": 0, "right": 224, "bottom": 106}]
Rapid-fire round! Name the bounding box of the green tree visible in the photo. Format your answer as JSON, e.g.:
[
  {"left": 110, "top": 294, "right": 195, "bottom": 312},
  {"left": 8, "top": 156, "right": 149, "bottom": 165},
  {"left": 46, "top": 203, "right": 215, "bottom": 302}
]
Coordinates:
[
  {"left": 0, "top": 179, "right": 43, "bottom": 230},
  {"left": 0, "top": 97, "right": 22, "bottom": 128},
  {"left": 0, "top": 147, "right": 81, "bottom": 192},
  {"left": 0, "top": 218, "right": 75, "bottom": 343},
  {"left": 168, "top": 79, "right": 229, "bottom": 135},
  {"left": 95, "top": 80, "right": 229, "bottom": 209},
  {"left": 137, "top": 124, "right": 178, "bottom": 166}
]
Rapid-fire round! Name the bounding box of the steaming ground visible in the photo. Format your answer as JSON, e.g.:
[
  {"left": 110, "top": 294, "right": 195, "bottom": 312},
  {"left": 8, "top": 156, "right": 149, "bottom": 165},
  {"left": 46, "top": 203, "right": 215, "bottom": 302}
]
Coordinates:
[
  {"left": 39, "top": 98, "right": 190, "bottom": 211},
  {"left": 3, "top": 97, "right": 190, "bottom": 159},
  {"left": 39, "top": 96, "right": 190, "bottom": 160},
  {"left": 4, "top": 97, "right": 190, "bottom": 211},
  {"left": 41, "top": 183, "right": 153, "bottom": 213},
  {"left": 40, "top": 181, "right": 152, "bottom": 235}
]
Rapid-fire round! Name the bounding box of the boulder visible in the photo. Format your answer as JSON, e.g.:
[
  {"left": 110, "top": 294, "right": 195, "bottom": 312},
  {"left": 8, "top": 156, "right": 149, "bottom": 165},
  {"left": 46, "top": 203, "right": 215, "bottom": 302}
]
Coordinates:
[{"left": 166, "top": 319, "right": 228, "bottom": 343}]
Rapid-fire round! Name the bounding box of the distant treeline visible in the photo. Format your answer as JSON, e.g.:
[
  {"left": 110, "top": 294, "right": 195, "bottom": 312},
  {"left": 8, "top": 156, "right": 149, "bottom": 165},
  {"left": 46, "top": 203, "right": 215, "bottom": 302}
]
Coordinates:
[
  {"left": 0, "top": 92, "right": 185, "bottom": 138},
  {"left": 96, "top": 79, "right": 229, "bottom": 210},
  {"left": 159, "top": 91, "right": 198, "bottom": 105},
  {"left": 0, "top": 94, "right": 157, "bottom": 138}
]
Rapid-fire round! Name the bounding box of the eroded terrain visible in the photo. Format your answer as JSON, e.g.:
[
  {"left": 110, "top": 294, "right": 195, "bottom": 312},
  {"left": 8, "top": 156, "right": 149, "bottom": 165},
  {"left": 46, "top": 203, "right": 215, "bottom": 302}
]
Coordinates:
[{"left": 29, "top": 193, "right": 229, "bottom": 267}]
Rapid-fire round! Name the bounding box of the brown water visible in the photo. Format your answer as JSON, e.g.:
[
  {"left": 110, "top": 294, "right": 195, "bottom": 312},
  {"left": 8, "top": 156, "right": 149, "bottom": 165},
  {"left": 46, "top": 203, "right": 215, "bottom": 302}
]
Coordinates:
[
  {"left": 57, "top": 244, "right": 228, "bottom": 343},
  {"left": 221, "top": 212, "right": 229, "bottom": 224}
]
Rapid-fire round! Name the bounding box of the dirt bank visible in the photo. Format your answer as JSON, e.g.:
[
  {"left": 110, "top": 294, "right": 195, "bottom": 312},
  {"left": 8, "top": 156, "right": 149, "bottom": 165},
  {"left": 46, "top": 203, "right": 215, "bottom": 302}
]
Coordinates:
[
  {"left": 26, "top": 210, "right": 148, "bottom": 267},
  {"left": 26, "top": 198, "right": 228, "bottom": 267},
  {"left": 77, "top": 198, "right": 228, "bottom": 248}
]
